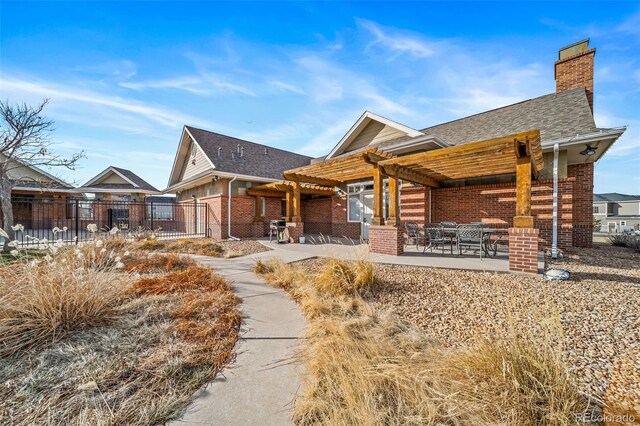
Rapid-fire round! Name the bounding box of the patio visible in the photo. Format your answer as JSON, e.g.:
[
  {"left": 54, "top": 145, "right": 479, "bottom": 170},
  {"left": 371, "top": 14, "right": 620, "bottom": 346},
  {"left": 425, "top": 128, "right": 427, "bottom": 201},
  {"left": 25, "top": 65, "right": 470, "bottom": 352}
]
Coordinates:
[{"left": 257, "top": 235, "right": 543, "bottom": 274}]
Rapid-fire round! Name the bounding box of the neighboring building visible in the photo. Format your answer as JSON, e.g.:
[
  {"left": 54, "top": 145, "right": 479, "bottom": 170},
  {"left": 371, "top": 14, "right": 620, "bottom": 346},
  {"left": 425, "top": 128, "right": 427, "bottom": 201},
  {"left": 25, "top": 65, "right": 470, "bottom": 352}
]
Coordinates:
[
  {"left": 594, "top": 193, "right": 640, "bottom": 232},
  {"left": 75, "top": 166, "right": 161, "bottom": 201},
  {"left": 1, "top": 153, "right": 77, "bottom": 200},
  {"left": 164, "top": 126, "right": 312, "bottom": 239}
]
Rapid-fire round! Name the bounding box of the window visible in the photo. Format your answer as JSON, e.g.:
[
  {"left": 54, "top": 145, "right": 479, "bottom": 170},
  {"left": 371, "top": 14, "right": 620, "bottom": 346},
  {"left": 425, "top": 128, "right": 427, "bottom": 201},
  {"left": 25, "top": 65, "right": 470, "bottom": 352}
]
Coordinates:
[
  {"left": 593, "top": 206, "right": 600, "bottom": 214},
  {"left": 281, "top": 199, "right": 286, "bottom": 218},
  {"left": 78, "top": 201, "right": 94, "bottom": 219},
  {"left": 261, "top": 198, "right": 266, "bottom": 217},
  {"left": 348, "top": 195, "right": 362, "bottom": 222},
  {"left": 620, "top": 221, "right": 627, "bottom": 227},
  {"left": 607, "top": 203, "right": 614, "bottom": 214}
]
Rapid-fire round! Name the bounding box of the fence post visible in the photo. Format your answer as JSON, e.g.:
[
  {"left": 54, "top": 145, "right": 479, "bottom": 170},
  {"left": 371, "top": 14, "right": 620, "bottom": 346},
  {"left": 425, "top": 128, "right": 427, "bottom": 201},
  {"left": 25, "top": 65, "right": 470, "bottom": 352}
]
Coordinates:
[
  {"left": 205, "top": 204, "right": 209, "bottom": 237},
  {"left": 74, "top": 199, "right": 79, "bottom": 244}
]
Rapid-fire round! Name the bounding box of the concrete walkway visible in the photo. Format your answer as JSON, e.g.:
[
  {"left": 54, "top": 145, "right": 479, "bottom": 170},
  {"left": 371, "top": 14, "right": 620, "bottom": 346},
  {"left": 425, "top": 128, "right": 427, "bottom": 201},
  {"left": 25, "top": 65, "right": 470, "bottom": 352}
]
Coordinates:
[{"left": 172, "top": 250, "right": 314, "bottom": 426}]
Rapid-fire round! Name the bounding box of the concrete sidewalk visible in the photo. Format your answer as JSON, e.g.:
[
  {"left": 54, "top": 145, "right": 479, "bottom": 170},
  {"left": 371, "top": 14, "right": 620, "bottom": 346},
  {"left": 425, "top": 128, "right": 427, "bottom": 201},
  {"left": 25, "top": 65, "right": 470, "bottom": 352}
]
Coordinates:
[{"left": 172, "top": 250, "right": 314, "bottom": 426}]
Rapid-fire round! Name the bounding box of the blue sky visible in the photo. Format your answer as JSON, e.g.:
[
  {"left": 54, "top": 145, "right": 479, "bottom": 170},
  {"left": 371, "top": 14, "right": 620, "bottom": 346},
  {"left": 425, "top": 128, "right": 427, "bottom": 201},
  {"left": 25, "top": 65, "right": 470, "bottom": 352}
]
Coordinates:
[{"left": 1, "top": 1, "right": 638, "bottom": 193}]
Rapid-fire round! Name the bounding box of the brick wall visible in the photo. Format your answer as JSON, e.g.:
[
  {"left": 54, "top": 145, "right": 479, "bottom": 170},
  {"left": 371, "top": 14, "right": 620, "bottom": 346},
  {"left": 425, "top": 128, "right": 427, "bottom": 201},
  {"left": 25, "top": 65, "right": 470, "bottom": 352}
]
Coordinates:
[
  {"left": 555, "top": 48, "right": 595, "bottom": 111},
  {"left": 508, "top": 228, "right": 539, "bottom": 274},
  {"left": 429, "top": 179, "right": 577, "bottom": 250},
  {"left": 303, "top": 197, "right": 332, "bottom": 235},
  {"left": 331, "top": 195, "right": 361, "bottom": 239},
  {"left": 368, "top": 225, "right": 404, "bottom": 256},
  {"left": 400, "top": 186, "right": 430, "bottom": 224},
  {"left": 568, "top": 163, "right": 594, "bottom": 248}
]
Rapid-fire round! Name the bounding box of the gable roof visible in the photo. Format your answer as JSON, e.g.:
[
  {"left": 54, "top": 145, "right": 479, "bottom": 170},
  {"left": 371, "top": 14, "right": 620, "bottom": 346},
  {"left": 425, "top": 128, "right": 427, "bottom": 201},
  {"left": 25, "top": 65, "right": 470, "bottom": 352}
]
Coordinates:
[
  {"left": 1, "top": 153, "right": 75, "bottom": 190},
  {"left": 326, "top": 88, "right": 598, "bottom": 160},
  {"left": 326, "top": 111, "right": 425, "bottom": 159},
  {"left": 177, "top": 126, "right": 313, "bottom": 181},
  {"left": 79, "top": 166, "right": 160, "bottom": 193},
  {"left": 594, "top": 193, "right": 640, "bottom": 203}
]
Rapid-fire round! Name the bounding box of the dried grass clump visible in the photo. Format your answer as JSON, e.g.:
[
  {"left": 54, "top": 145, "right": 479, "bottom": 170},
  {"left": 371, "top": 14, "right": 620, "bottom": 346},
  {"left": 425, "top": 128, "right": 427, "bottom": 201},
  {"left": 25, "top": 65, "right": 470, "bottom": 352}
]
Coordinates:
[
  {"left": 316, "top": 259, "right": 376, "bottom": 297},
  {"left": 124, "top": 252, "right": 194, "bottom": 273},
  {"left": 130, "top": 265, "right": 227, "bottom": 295},
  {"left": 255, "top": 258, "right": 303, "bottom": 291},
  {"left": 258, "top": 257, "right": 589, "bottom": 426},
  {"left": 167, "top": 239, "right": 224, "bottom": 256},
  {"left": 0, "top": 261, "right": 127, "bottom": 355}
]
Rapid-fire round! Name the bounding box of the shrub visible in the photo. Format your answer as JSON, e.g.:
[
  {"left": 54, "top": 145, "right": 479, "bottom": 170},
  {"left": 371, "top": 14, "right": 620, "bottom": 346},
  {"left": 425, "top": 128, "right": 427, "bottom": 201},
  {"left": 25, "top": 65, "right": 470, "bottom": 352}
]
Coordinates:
[
  {"left": 609, "top": 234, "right": 629, "bottom": 247},
  {"left": 0, "top": 260, "right": 126, "bottom": 355},
  {"left": 609, "top": 234, "right": 640, "bottom": 252},
  {"left": 316, "top": 259, "right": 376, "bottom": 297}
]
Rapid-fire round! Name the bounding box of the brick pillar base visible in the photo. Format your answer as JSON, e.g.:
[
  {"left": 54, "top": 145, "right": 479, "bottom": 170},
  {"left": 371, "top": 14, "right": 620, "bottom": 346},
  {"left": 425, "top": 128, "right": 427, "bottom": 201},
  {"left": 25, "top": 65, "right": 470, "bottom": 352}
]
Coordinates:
[
  {"left": 368, "top": 225, "right": 404, "bottom": 256},
  {"left": 286, "top": 221, "right": 304, "bottom": 243},
  {"left": 508, "top": 228, "right": 539, "bottom": 274}
]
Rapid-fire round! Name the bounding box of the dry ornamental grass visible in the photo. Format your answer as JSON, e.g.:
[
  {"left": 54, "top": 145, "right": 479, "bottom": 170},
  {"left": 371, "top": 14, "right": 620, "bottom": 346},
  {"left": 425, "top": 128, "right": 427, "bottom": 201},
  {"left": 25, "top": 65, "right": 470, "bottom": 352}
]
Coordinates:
[
  {"left": 256, "top": 257, "right": 594, "bottom": 426},
  {"left": 0, "top": 243, "right": 241, "bottom": 425}
]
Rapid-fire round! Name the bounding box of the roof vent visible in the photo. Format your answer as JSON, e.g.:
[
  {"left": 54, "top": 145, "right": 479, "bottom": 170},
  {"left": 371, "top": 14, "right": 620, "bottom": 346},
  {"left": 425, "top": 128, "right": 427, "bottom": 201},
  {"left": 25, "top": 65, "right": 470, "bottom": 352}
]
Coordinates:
[
  {"left": 237, "top": 144, "right": 241, "bottom": 153},
  {"left": 264, "top": 148, "right": 268, "bottom": 155},
  {"left": 240, "top": 146, "right": 244, "bottom": 157},
  {"left": 217, "top": 147, "right": 221, "bottom": 157}
]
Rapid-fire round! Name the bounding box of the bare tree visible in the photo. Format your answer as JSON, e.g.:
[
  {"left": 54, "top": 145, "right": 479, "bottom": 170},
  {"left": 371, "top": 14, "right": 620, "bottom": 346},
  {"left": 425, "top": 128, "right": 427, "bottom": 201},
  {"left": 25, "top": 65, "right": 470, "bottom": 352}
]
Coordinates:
[{"left": 0, "top": 99, "right": 83, "bottom": 252}]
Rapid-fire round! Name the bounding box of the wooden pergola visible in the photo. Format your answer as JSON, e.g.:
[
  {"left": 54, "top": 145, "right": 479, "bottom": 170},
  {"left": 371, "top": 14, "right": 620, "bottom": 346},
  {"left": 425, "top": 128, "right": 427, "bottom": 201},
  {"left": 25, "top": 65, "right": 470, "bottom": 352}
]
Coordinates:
[
  {"left": 281, "top": 130, "right": 544, "bottom": 228},
  {"left": 246, "top": 180, "right": 335, "bottom": 222}
]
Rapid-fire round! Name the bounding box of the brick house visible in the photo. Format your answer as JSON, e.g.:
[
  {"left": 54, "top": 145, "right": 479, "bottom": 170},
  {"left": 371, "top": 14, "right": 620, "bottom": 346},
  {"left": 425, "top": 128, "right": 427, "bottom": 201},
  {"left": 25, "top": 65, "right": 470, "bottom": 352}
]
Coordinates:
[
  {"left": 164, "top": 126, "right": 312, "bottom": 239},
  {"left": 166, "top": 40, "right": 625, "bottom": 272}
]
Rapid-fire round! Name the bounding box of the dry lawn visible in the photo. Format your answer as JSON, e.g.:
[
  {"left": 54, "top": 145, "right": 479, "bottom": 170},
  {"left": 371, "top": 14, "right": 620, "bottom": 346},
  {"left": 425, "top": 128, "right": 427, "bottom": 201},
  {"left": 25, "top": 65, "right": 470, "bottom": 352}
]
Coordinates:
[
  {"left": 256, "top": 257, "right": 593, "bottom": 425},
  {"left": 131, "top": 237, "right": 269, "bottom": 258},
  {"left": 0, "top": 244, "right": 240, "bottom": 425}
]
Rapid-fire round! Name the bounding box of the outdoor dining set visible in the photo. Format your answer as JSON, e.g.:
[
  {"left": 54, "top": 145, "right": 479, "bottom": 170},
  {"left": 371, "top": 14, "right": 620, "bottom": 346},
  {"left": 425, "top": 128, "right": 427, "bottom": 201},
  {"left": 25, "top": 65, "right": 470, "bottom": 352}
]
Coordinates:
[{"left": 404, "top": 221, "right": 506, "bottom": 259}]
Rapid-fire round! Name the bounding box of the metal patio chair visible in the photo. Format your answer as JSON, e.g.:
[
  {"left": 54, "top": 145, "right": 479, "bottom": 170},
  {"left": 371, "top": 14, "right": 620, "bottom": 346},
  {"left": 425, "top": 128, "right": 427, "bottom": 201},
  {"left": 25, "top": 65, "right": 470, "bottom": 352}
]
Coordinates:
[
  {"left": 404, "top": 221, "right": 421, "bottom": 250},
  {"left": 423, "top": 224, "right": 447, "bottom": 254},
  {"left": 457, "top": 224, "right": 489, "bottom": 259}
]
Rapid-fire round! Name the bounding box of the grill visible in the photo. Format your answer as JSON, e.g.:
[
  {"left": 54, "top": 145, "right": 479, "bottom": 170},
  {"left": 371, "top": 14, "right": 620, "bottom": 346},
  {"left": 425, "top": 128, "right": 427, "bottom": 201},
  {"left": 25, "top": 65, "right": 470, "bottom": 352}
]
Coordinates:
[{"left": 270, "top": 220, "right": 288, "bottom": 243}]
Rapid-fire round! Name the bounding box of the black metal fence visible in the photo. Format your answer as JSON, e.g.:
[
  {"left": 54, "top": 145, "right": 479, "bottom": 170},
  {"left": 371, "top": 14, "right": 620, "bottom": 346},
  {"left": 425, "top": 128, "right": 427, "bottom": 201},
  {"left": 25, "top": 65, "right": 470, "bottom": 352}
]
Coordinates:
[{"left": 1, "top": 198, "right": 209, "bottom": 246}]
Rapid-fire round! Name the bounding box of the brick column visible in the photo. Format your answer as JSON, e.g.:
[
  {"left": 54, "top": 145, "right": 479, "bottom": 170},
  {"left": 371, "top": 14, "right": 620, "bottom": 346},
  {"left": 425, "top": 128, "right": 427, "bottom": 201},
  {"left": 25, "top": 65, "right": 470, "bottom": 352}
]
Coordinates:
[
  {"left": 368, "top": 224, "right": 404, "bottom": 256},
  {"left": 286, "top": 221, "right": 304, "bottom": 243},
  {"left": 508, "top": 228, "right": 539, "bottom": 274}
]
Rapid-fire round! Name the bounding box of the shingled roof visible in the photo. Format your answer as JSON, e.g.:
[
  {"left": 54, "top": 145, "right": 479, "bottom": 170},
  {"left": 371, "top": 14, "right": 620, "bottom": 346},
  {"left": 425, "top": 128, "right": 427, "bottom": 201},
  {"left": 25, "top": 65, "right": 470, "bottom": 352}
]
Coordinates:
[
  {"left": 185, "top": 126, "right": 313, "bottom": 180},
  {"left": 81, "top": 166, "right": 160, "bottom": 192},
  {"left": 363, "top": 87, "right": 598, "bottom": 153},
  {"left": 594, "top": 193, "right": 640, "bottom": 203}
]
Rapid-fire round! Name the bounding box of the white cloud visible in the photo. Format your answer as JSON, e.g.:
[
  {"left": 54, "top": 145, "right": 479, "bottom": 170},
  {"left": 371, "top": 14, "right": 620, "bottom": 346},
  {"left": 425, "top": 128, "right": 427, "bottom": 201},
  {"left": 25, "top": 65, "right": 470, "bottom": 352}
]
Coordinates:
[
  {"left": 358, "top": 19, "right": 435, "bottom": 59},
  {"left": 268, "top": 80, "right": 306, "bottom": 95},
  {"left": 120, "top": 76, "right": 208, "bottom": 95},
  {"left": 1, "top": 76, "right": 202, "bottom": 128}
]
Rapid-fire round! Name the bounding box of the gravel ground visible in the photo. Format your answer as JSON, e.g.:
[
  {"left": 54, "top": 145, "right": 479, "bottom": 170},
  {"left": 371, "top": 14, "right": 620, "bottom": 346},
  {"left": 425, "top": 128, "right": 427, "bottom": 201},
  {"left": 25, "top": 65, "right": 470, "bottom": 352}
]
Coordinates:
[
  {"left": 293, "top": 245, "right": 640, "bottom": 412},
  {"left": 217, "top": 240, "right": 271, "bottom": 257}
]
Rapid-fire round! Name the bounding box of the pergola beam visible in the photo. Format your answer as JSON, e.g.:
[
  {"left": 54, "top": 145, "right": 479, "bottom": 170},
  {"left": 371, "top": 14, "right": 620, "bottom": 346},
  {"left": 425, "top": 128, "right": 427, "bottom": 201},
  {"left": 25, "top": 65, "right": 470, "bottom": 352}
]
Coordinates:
[
  {"left": 282, "top": 173, "right": 342, "bottom": 187},
  {"left": 381, "top": 165, "right": 441, "bottom": 188}
]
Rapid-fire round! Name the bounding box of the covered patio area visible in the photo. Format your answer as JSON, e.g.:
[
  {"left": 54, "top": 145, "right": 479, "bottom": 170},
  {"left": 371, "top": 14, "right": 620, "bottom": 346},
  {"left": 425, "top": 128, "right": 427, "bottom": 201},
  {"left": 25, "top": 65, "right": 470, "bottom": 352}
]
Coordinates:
[{"left": 258, "top": 130, "right": 545, "bottom": 274}]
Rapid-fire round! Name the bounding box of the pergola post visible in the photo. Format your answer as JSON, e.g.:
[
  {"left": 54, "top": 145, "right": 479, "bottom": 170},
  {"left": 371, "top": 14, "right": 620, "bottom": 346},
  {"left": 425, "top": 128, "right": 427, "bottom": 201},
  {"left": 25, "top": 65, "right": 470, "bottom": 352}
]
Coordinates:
[
  {"left": 372, "top": 166, "right": 384, "bottom": 226},
  {"left": 387, "top": 175, "right": 399, "bottom": 226},
  {"left": 514, "top": 155, "right": 534, "bottom": 228},
  {"left": 292, "top": 180, "right": 301, "bottom": 222},
  {"left": 254, "top": 195, "right": 262, "bottom": 222},
  {"left": 285, "top": 190, "right": 292, "bottom": 222}
]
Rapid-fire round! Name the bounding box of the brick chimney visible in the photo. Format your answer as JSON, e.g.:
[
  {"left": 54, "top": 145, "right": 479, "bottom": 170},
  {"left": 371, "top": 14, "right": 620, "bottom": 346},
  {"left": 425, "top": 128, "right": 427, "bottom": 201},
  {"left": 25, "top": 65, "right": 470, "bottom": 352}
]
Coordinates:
[{"left": 554, "top": 39, "right": 596, "bottom": 112}]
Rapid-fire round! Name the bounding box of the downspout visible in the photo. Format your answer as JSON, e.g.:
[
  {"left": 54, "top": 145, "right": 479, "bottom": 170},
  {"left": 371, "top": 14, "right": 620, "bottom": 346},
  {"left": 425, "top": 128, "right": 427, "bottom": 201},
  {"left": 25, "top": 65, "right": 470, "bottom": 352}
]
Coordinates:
[
  {"left": 551, "top": 143, "right": 559, "bottom": 259},
  {"left": 428, "top": 188, "right": 432, "bottom": 223},
  {"left": 227, "top": 175, "right": 240, "bottom": 241}
]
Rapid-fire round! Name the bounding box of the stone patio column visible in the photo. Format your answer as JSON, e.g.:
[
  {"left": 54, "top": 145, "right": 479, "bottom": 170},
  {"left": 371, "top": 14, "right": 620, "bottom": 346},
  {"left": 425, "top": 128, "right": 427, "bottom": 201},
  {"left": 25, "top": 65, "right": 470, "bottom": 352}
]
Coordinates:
[
  {"left": 368, "top": 224, "right": 404, "bottom": 256},
  {"left": 508, "top": 227, "right": 539, "bottom": 274}
]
